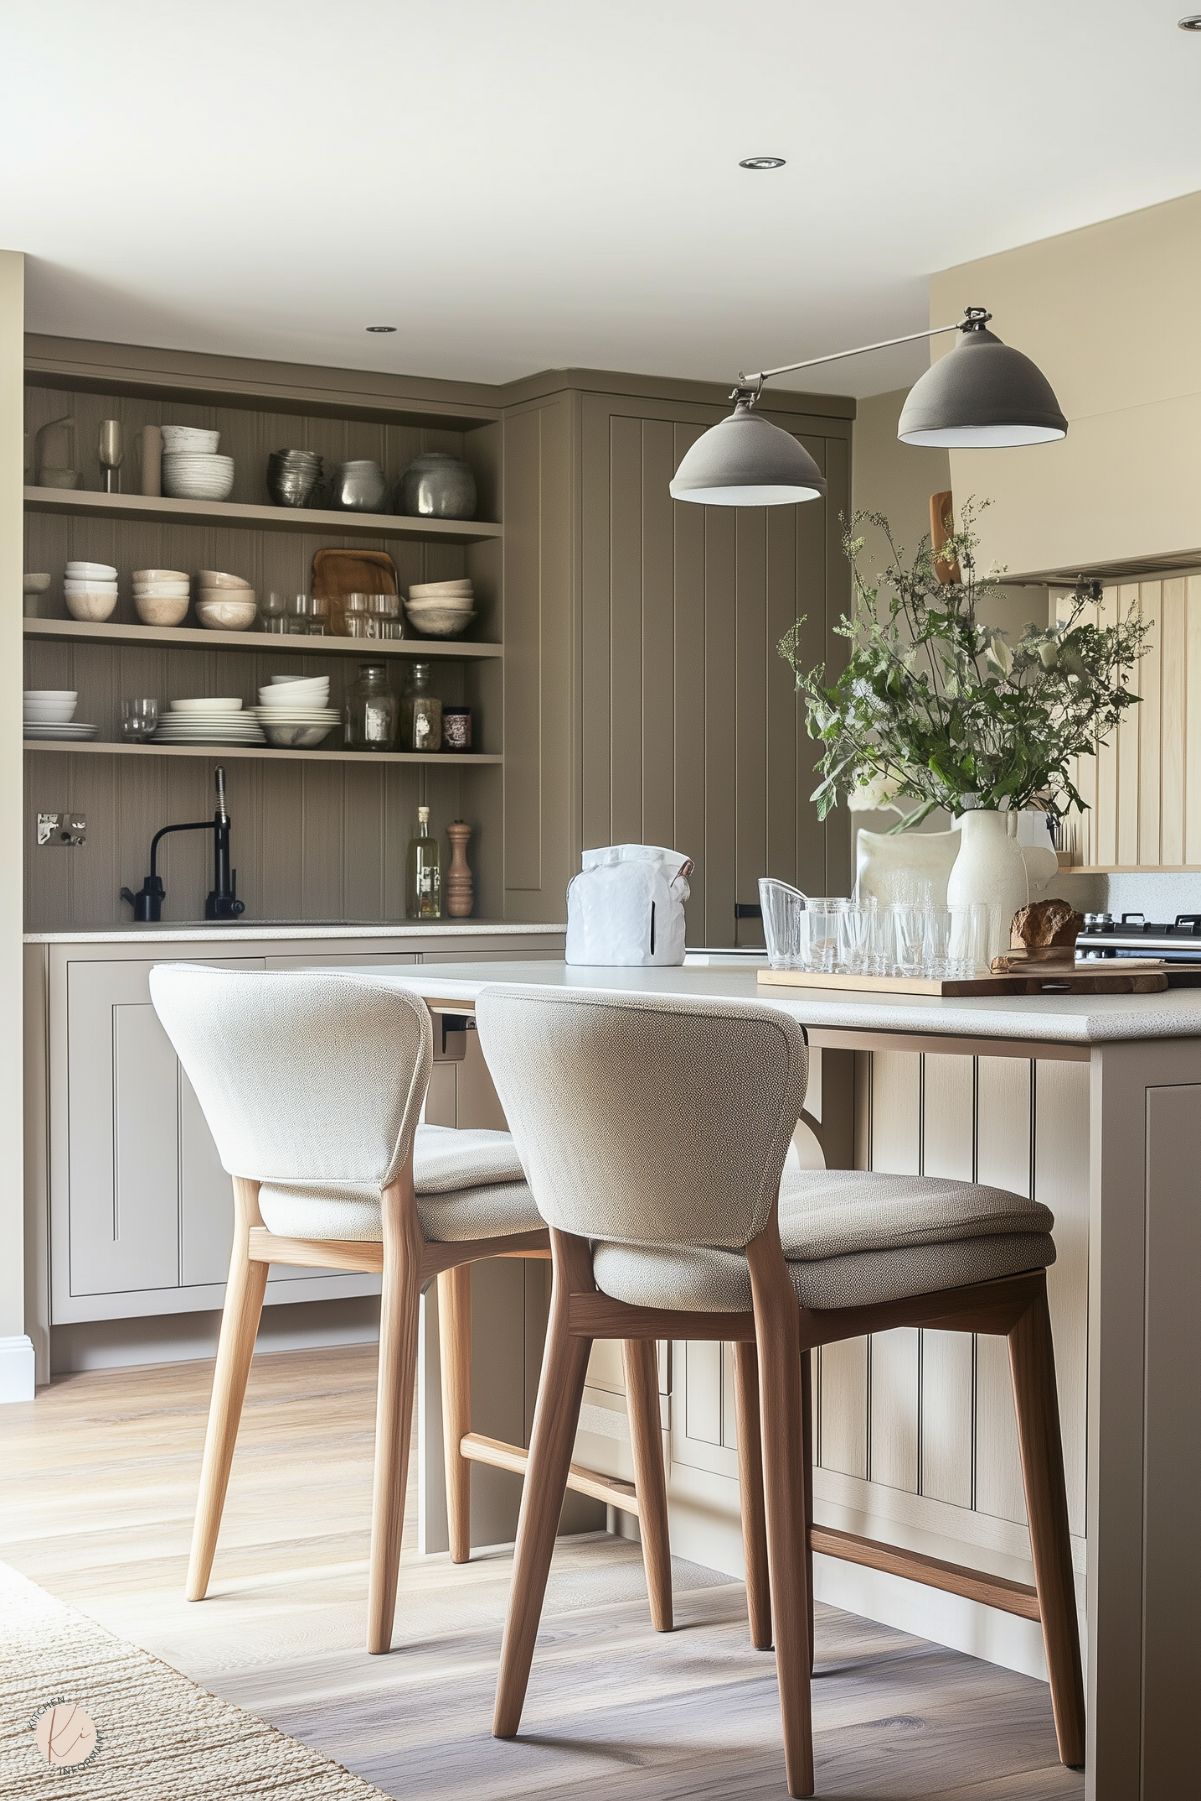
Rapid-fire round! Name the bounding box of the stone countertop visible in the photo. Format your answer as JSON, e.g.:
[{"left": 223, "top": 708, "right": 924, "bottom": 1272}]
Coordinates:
[
  {"left": 24, "top": 920, "right": 565, "bottom": 945},
  {"left": 340, "top": 956, "right": 1201, "bottom": 1046}
]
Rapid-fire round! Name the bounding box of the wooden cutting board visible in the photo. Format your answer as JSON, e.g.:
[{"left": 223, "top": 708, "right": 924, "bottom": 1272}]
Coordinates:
[
  {"left": 311, "top": 548, "right": 398, "bottom": 637},
  {"left": 756, "top": 960, "right": 1195, "bottom": 998}
]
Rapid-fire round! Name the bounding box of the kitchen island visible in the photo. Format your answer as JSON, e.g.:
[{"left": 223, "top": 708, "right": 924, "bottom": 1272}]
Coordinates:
[{"left": 352, "top": 956, "right": 1200, "bottom": 1801}]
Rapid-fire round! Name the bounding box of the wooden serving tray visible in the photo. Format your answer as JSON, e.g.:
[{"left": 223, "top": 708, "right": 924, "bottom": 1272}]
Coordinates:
[
  {"left": 757, "top": 959, "right": 1194, "bottom": 998},
  {"left": 311, "top": 547, "right": 399, "bottom": 637}
]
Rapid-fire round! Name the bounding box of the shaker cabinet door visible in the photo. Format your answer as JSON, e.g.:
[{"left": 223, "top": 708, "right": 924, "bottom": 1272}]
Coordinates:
[{"left": 61, "top": 956, "right": 264, "bottom": 1302}]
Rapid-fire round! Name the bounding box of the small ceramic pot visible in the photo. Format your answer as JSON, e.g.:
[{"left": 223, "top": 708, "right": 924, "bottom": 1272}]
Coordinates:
[
  {"left": 396, "top": 451, "right": 477, "bottom": 520},
  {"left": 331, "top": 460, "right": 387, "bottom": 512}
]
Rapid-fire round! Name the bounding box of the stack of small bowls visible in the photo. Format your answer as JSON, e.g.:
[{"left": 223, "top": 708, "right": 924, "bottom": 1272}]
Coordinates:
[
  {"left": 133, "top": 568, "right": 190, "bottom": 626},
  {"left": 25, "top": 689, "right": 97, "bottom": 741},
  {"left": 195, "top": 570, "right": 258, "bottom": 631},
  {"left": 266, "top": 448, "right": 323, "bottom": 508},
  {"left": 161, "top": 425, "right": 235, "bottom": 501},
  {"left": 254, "top": 674, "right": 339, "bottom": 748},
  {"left": 402, "top": 578, "right": 476, "bottom": 638},
  {"left": 64, "top": 560, "right": 118, "bottom": 621}
]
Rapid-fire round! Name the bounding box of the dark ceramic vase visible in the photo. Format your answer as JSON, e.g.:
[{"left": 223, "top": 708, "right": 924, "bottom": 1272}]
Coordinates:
[{"left": 396, "top": 451, "right": 477, "bottom": 520}]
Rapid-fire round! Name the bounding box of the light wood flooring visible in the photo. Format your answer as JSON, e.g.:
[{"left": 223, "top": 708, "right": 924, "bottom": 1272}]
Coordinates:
[{"left": 0, "top": 1344, "right": 1084, "bottom": 1800}]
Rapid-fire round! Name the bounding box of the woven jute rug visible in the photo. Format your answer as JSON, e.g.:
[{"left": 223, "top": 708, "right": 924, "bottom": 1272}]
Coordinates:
[{"left": 0, "top": 1562, "right": 388, "bottom": 1799}]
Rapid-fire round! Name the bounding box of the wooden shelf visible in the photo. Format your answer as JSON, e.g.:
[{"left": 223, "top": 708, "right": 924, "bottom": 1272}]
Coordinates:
[
  {"left": 23, "top": 740, "right": 501, "bottom": 767},
  {"left": 24, "top": 486, "right": 503, "bottom": 544},
  {"left": 23, "top": 617, "right": 502, "bottom": 660}
]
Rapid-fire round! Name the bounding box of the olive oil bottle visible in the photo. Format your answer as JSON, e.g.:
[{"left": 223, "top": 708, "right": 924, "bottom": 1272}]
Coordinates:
[{"left": 405, "top": 805, "right": 442, "bottom": 920}]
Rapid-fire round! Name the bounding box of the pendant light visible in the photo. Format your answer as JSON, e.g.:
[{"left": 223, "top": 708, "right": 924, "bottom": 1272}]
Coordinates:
[{"left": 671, "top": 308, "right": 1067, "bottom": 506}]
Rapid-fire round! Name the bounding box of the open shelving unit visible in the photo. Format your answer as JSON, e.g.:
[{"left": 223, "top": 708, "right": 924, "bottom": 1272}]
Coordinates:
[
  {"left": 24, "top": 616, "right": 502, "bottom": 660},
  {"left": 25, "top": 485, "right": 503, "bottom": 543},
  {"left": 24, "top": 739, "right": 501, "bottom": 767}
]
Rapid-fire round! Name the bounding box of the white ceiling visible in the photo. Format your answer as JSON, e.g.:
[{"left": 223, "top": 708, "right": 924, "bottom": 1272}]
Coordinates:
[{"left": 2, "top": 0, "right": 1199, "bottom": 396}]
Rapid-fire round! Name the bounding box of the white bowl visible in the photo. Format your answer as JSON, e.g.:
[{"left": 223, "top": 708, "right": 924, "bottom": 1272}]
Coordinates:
[
  {"left": 64, "top": 580, "right": 118, "bottom": 595},
  {"left": 65, "top": 591, "right": 119, "bottom": 622},
  {"left": 162, "top": 454, "right": 235, "bottom": 502},
  {"left": 196, "top": 569, "right": 252, "bottom": 589},
  {"left": 403, "top": 602, "right": 476, "bottom": 638},
  {"left": 23, "top": 573, "right": 52, "bottom": 594},
  {"left": 25, "top": 688, "right": 77, "bottom": 700},
  {"left": 24, "top": 698, "right": 78, "bottom": 724},
  {"left": 259, "top": 685, "right": 329, "bottom": 706},
  {"left": 170, "top": 697, "right": 243, "bottom": 712},
  {"left": 260, "top": 719, "right": 337, "bottom": 749},
  {"left": 408, "top": 581, "right": 474, "bottom": 597},
  {"left": 133, "top": 583, "right": 190, "bottom": 599},
  {"left": 195, "top": 596, "right": 257, "bottom": 631},
  {"left": 66, "top": 561, "right": 117, "bottom": 579},
  {"left": 135, "top": 593, "right": 190, "bottom": 627},
  {"left": 161, "top": 426, "right": 219, "bottom": 453},
  {"left": 133, "top": 568, "right": 188, "bottom": 583}
]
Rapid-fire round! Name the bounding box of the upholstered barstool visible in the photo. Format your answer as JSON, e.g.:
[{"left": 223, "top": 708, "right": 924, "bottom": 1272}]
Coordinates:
[
  {"left": 475, "top": 988, "right": 1084, "bottom": 1799},
  {"left": 150, "top": 966, "right": 672, "bottom": 1654}
]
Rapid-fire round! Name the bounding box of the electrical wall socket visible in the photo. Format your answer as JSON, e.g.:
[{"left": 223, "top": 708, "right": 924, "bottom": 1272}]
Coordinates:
[{"left": 37, "top": 812, "right": 87, "bottom": 847}]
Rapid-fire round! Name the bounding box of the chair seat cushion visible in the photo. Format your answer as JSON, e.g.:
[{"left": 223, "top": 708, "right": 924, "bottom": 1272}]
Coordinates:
[
  {"left": 257, "top": 1124, "right": 540, "bottom": 1244},
  {"left": 591, "top": 1167, "right": 1055, "bottom": 1313}
]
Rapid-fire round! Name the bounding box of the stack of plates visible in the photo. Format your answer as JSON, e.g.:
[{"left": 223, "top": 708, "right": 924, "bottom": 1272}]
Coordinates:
[
  {"left": 155, "top": 698, "right": 265, "bottom": 746},
  {"left": 256, "top": 674, "right": 339, "bottom": 748},
  {"left": 403, "top": 578, "right": 476, "bottom": 638},
  {"left": 25, "top": 687, "right": 98, "bottom": 740}
]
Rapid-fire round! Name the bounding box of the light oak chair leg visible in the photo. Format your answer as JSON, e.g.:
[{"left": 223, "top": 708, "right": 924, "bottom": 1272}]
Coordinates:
[
  {"left": 733, "top": 1340, "right": 772, "bottom": 1651},
  {"left": 366, "top": 1173, "right": 423, "bottom": 1655},
  {"left": 186, "top": 1180, "right": 268, "bottom": 1603},
  {"left": 1008, "top": 1283, "right": 1086, "bottom": 1770},
  {"left": 437, "top": 1264, "right": 473, "bottom": 1565},
  {"left": 622, "top": 1338, "right": 673, "bottom": 1632},
  {"left": 748, "top": 1230, "right": 815, "bottom": 1800},
  {"left": 494, "top": 1232, "right": 594, "bottom": 1738}
]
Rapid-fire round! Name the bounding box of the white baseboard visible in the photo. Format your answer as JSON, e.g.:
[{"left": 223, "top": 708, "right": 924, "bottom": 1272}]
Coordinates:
[{"left": 0, "top": 1334, "right": 36, "bottom": 1402}]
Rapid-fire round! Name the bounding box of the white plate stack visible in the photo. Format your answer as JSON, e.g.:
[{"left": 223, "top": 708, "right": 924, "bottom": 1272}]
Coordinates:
[
  {"left": 25, "top": 689, "right": 98, "bottom": 740},
  {"left": 403, "top": 578, "right": 476, "bottom": 638},
  {"left": 155, "top": 698, "right": 265, "bottom": 746},
  {"left": 255, "top": 674, "right": 340, "bottom": 748},
  {"left": 64, "top": 560, "right": 118, "bottom": 622},
  {"left": 161, "top": 426, "right": 235, "bottom": 502}
]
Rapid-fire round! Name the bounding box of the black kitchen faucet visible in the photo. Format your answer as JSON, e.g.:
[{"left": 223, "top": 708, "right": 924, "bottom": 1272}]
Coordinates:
[{"left": 121, "top": 766, "right": 246, "bottom": 923}]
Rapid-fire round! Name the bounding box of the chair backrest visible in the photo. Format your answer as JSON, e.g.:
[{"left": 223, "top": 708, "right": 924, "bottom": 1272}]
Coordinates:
[
  {"left": 150, "top": 965, "right": 432, "bottom": 1187},
  {"left": 476, "top": 987, "right": 807, "bottom": 1251}
]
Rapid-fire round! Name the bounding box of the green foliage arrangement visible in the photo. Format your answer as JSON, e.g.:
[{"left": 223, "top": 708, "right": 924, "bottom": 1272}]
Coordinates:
[{"left": 780, "top": 500, "right": 1150, "bottom": 830}]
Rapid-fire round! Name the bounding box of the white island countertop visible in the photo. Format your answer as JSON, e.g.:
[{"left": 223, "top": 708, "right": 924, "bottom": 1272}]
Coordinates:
[
  {"left": 24, "top": 920, "right": 565, "bottom": 945},
  {"left": 340, "top": 955, "right": 1201, "bottom": 1045}
]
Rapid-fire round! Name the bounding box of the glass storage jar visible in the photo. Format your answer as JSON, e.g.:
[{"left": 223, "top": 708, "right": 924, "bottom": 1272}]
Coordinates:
[
  {"left": 345, "top": 662, "right": 398, "bottom": 750},
  {"left": 403, "top": 661, "right": 442, "bottom": 751}
]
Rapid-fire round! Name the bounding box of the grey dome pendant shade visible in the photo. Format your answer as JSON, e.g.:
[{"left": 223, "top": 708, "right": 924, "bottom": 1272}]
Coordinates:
[
  {"left": 897, "top": 325, "right": 1067, "bottom": 447},
  {"left": 668, "top": 400, "right": 827, "bottom": 505}
]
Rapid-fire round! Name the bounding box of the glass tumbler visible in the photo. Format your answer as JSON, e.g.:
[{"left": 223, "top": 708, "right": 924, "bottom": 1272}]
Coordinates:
[
  {"left": 121, "top": 698, "right": 159, "bottom": 741},
  {"left": 837, "top": 900, "right": 871, "bottom": 974},
  {"left": 259, "top": 590, "right": 288, "bottom": 634},
  {"left": 758, "top": 878, "right": 807, "bottom": 970},
  {"left": 799, "top": 898, "right": 843, "bottom": 975},
  {"left": 890, "top": 903, "right": 925, "bottom": 978},
  {"left": 921, "top": 905, "right": 953, "bottom": 980},
  {"left": 948, "top": 902, "right": 991, "bottom": 977}
]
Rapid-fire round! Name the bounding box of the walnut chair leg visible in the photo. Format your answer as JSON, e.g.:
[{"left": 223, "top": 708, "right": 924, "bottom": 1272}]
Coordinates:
[
  {"left": 801, "top": 1345, "right": 815, "bottom": 1674},
  {"left": 749, "top": 1232, "right": 815, "bottom": 1800},
  {"left": 366, "top": 1237, "right": 422, "bottom": 1655},
  {"left": 438, "top": 1264, "right": 473, "bottom": 1565},
  {"left": 494, "top": 1235, "right": 593, "bottom": 1739},
  {"left": 186, "top": 1236, "right": 268, "bottom": 1602},
  {"left": 1008, "top": 1283, "right": 1086, "bottom": 1770},
  {"left": 623, "top": 1338, "right": 673, "bottom": 1632},
  {"left": 733, "top": 1340, "right": 772, "bottom": 1651}
]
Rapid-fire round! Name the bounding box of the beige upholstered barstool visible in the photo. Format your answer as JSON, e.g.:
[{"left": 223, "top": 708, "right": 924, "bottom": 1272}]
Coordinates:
[
  {"left": 476, "top": 987, "right": 1085, "bottom": 1800},
  {"left": 150, "top": 966, "right": 672, "bottom": 1654}
]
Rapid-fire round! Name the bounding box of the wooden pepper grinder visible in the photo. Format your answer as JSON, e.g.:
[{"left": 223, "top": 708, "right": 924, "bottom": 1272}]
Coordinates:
[{"left": 446, "top": 819, "right": 474, "bottom": 918}]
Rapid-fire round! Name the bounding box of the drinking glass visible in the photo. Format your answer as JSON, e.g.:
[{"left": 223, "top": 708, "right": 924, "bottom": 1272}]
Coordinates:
[
  {"left": 759, "top": 878, "right": 807, "bottom": 970},
  {"left": 890, "top": 903, "right": 925, "bottom": 978},
  {"left": 837, "top": 899, "right": 871, "bottom": 974},
  {"left": 344, "top": 592, "right": 372, "bottom": 639},
  {"left": 122, "top": 697, "right": 158, "bottom": 741},
  {"left": 800, "top": 898, "right": 842, "bottom": 975},
  {"left": 948, "top": 902, "right": 991, "bottom": 977},
  {"left": 863, "top": 899, "right": 895, "bottom": 976},
  {"left": 285, "top": 592, "right": 313, "bottom": 634},
  {"left": 921, "top": 905, "right": 953, "bottom": 980},
  {"left": 259, "top": 591, "right": 288, "bottom": 635}
]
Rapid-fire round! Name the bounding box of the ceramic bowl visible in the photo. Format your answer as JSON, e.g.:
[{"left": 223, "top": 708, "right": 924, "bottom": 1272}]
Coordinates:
[
  {"left": 403, "top": 601, "right": 476, "bottom": 638},
  {"left": 66, "top": 560, "right": 118, "bottom": 580},
  {"left": 170, "top": 697, "right": 242, "bottom": 712},
  {"left": 135, "top": 593, "right": 190, "bottom": 627},
  {"left": 133, "top": 568, "right": 188, "bottom": 584},
  {"left": 24, "top": 692, "right": 78, "bottom": 724},
  {"left": 161, "top": 426, "right": 219, "bottom": 453},
  {"left": 23, "top": 574, "right": 52, "bottom": 594},
  {"left": 196, "top": 570, "right": 252, "bottom": 590},
  {"left": 195, "top": 596, "right": 257, "bottom": 631},
  {"left": 65, "top": 590, "right": 119, "bottom": 622},
  {"left": 133, "top": 584, "right": 190, "bottom": 600},
  {"left": 259, "top": 718, "right": 337, "bottom": 749},
  {"left": 162, "top": 454, "right": 235, "bottom": 501},
  {"left": 65, "top": 580, "right": 118, "bottom": 595},
  {"left": 408, "top": 580, "right": 474, "bottom": 597}
]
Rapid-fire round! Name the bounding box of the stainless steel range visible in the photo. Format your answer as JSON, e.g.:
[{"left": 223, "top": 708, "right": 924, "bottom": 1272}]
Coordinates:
[{"left": 1077, "top": 912, "right": 1201, "bottom": 963}]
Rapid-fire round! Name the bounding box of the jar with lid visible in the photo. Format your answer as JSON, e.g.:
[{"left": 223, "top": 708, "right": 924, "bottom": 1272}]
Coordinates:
[
  {"left": 345, "top": 662, "right": 398, "bottom": 750},
  {"left": 403, "top": 661, "right": 442, "bottom": 751}
]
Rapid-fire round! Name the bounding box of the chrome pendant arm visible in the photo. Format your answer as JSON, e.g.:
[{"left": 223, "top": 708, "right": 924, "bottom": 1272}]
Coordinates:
[{"left": 735, "top": 307, "right": 990, "bottom": 403}]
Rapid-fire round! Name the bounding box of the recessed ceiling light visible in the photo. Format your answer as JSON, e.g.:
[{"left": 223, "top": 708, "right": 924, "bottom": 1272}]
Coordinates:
[
  {"left": 739, "top": 155, "right": 786, "bottom": 170},
  {"left": 1179, "top": 13, "right": 1201, "bottom": 27},
  {"left": 365, "top": 324, "right": 397, "bottom": 333}
]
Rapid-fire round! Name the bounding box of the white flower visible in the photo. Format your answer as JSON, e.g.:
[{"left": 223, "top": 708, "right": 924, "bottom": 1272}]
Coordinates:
[{"left": 847, "top": 769, "right": 905, "bottom": 813}]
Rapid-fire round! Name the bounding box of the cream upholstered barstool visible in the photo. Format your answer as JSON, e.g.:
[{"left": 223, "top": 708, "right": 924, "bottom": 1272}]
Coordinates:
[
  {"left": 475, "top": 988, "right": 1085, "bottom": 1799},
  {"left": 149, "top": 965, "right": 672, "bottom": 1654}
]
